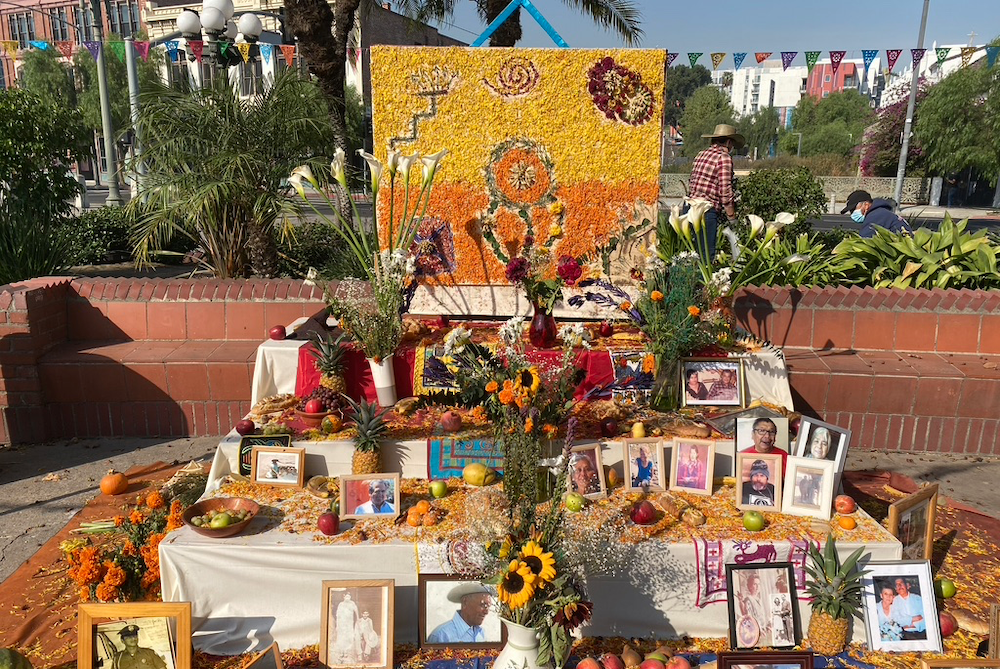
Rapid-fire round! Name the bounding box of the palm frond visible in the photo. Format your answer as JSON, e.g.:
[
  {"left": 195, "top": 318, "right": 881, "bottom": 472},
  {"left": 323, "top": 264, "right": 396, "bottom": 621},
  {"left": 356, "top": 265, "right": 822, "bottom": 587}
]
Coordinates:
[{"left": 559, "top": 0, "right": 643, "bottom": 45}]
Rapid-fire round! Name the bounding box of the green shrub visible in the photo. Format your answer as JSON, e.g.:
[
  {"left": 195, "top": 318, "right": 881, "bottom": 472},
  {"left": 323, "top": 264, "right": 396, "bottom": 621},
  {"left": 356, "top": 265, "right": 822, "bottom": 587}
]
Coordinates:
[
  {"left": 278, "top": 221, "right": 368, "bottom": 280},
  {"left": 58, "top": 207, "right": 132, "bottom": 265},
  {"left": 741, "top": 154, "right": 858, "bottom": 176},
  {"left": 736, "top": 167, "right": 827, "bottom": 238}
]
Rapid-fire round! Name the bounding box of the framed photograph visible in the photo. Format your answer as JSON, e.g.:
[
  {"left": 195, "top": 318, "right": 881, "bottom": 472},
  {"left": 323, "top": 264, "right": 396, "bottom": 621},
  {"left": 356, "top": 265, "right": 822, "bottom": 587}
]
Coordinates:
[
  {"left": 991, "top": 603, "right": 1000, "bottom": 659},
  {"left": 251, "top": 446, "right": 305, "bottom": 488},
  {"left": 888, "top": 484, "right": 939, "bottom": 561},
  {"left": 921, "top": 662, "right": 1000, "bottom": 668},
  {"left": 77, "top": 602, "right": 192, "bottom": 669},
  {"left": 680, "top": 358, "right": 745, "bottom": 408},
  {"left": 717, "top": 650, "right": 814, "bottom": 669},
  {"left": 417, "top": 575, "right": 504, "bottom": 649},
  {"left": 735, "top": 451, "right": 783, "bottom": 512},
  {"left": 862, "top": 560, "right": 942, "bottom": 653},
  {"left": 320, "top": 580, "right": 393, "bottom": 669},
  {"left": 725, "top": 563, "right": 799, "bottom": 649},
  {"left": 668, "top": 438, "right": 715, "bottom": 496},
  {"left": 567, "top": 444, "right": 607, "bottom": 499},
  {"left": 340, "top": 474, "right": 402, "bottom": 521},
  {"left": 736, "top": 416, "right": 790, "bottom": 455},
  {"left": 781, "top": 456, "right": 836, "bottom": 520},
  {"left": 245, "top": 642, "right": 283, "bottom": 669},
  {"left": 704, "top": 405, "right": 786, "bottom": 439},
  {"left": 238, "top": 435, "right": 292, "bottom": 476},
  {"left": 623, "top": 438, "right": 666, "bottom": 492},
  {"left": 792, "top": 416, "right": 851, "bottom": 492}
]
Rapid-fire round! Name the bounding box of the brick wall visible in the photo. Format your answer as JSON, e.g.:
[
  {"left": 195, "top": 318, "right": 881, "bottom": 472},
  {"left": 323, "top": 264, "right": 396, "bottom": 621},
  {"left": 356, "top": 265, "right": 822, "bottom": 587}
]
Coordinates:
[{"left": 735, "top": 285, "right": 1000, "bottom": 455}]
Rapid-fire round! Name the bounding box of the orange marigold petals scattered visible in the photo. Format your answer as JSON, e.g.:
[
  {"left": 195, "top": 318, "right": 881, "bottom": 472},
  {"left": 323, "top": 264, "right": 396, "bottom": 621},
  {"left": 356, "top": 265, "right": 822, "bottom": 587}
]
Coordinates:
[{"left": 620, "top": 301, "right": 633, "bottom": 311}]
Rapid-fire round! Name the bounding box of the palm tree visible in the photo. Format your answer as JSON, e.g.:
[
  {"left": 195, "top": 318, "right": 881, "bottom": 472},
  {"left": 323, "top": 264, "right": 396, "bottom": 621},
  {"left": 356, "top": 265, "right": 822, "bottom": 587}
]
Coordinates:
[
  {"left": 396, "top": 0, "right": 643, "bottom": 47},
  {"left": 127, "top": 70, "right": 336, "bottom": 278}
]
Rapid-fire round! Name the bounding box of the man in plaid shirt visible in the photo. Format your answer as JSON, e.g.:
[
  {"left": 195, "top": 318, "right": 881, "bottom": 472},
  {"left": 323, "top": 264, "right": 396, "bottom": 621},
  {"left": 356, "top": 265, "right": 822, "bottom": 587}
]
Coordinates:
[{"left": 687, "top": 124, "right": 745, "bottom": 257}]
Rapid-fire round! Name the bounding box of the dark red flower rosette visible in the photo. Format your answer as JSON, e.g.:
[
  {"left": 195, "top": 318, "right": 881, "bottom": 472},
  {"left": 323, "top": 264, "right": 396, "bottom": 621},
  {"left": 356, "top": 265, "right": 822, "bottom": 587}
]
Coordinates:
[{"left": 586, "top": 57, "right": 655, "bottom": 126}]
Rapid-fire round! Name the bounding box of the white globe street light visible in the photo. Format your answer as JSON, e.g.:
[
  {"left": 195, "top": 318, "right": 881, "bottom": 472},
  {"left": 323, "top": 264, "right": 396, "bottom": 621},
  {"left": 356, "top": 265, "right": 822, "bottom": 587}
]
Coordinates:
[
  {"left": 199, "top": 7, "right": 226, "bottom": 33},
  {"left": 176, "top": 9, "right": 201, "bottom": 37},
  {"left": 203, "top": 0, "right": 235, "bottom": 21},
  {"left": 237, "top": 13, "right": 262, "bottom": 40}
]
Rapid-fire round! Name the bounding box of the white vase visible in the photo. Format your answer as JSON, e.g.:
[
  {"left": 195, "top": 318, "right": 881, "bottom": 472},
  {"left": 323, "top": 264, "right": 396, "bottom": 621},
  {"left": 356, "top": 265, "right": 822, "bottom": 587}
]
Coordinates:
[
  {"left": 494, "top": 619, "right": 549, "bottom": 669},
  {"left": 368, "top": 355, "right": 397, "bottom": 407}
]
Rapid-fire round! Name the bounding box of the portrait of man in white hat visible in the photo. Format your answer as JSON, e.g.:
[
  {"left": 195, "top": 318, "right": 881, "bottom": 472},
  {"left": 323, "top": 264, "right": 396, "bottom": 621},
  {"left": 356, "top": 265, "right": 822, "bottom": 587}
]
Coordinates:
[{"left": 423, "top": 580, "right": 499, "bottom": 646}]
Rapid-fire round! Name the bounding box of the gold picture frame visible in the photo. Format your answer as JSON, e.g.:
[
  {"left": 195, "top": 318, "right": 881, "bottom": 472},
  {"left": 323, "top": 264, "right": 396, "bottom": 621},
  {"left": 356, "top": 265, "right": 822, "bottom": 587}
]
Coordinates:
[
  {"left": 78, "top": 602, "right": 191, "bottom": 669},
  {"left": 679, "top": 357, "right": 746, "bottom": 408},
  {"left": 735, "top": 451, "right": 783, "bottom": 513},
  {"left": 320, "top": 579, "right": 394, "bottom": 669},
  {"left": 668, "top": 438, "right": 715, "bottom": 496},
  {"left": 245, "top": 642, "right": 283, "bottom": 669},
  {"left": 566, "top": 443, "right": 607, "bottom": 499},
  {"left": 888, "top": 484, "right": 939, "bottom": 561},
  {"left": 250, "top": 446, "right": 306, "bottom": 488},
  {"left": 622, "top": 437, "right": 666, "bottom": 492},
  {"left": 340, "top": 473, "right": 402, "bottom": 521}
]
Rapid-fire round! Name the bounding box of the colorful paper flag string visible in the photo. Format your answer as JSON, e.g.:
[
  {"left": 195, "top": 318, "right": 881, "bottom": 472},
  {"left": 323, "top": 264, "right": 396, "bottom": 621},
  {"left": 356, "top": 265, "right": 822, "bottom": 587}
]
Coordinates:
[
  {"left": 862, "top": 49, "right": 878, "bottom": 75},
  {"left": 687, "top": 52, "right": 703, "bottom": 67},
  {"left": 164, "top": 40, "right": 179, "bottom": 62},
  {"left": 259, "top": 43, "right": 273, "bottom": 65},
  {"left": 189, "top": 40, "right": 204, "bottom": 63},
  {"left": 710, "top": 52, "right": 726, "bottom": 69},
  {"left": 755, "top": 52, "right": 771, "bottom": 64},
  {"left": 780, "top": 51, "right": 796, "bottom": 71},
  {"left": 935, "top": 46, "right": 950, "bottom": 67},
  {"left": 733, "top": 52, "right": 747, "bottom": 70},
  {"left": 28, "top": 40, "right": 49, "bottom": 50},
  {"left": 136, "top": 41, "right": 150, "bottom": 61},
  {"left": 666, "top": 52, "right": 678, "bottom": 67},
  {"left": 109, "top": 41, "right": 125, "bottom": 63},
  {"left": 911, "top": 48, "right": 926, "bottom": 68},
  {"left": 84, "top": 40, "right": 101, "bottom": 60},
  {"left": 280, "top": 44, "right": 295, "bottom": 66},
  {"left": 237, "top": 42, "right": 251, "bottom": 63},
  {"left": 960, "top": 46, "right": 977, "bottom": 68},
  {"left": 804, "top": 51, "right": 820, "bottom": 73},
  {"left": 0, "top": 41, "right": 17, "bottom": 58},
  {"left": 55, "top": 41, "right": 74, "bottom": 58},
  {"left": 886, "top": 49, "right": 902, "bottom": 72},
  {"left": 829, "top": 50, "right": 846, "bottom": 75},
  {"left": 219, "top": 41, "right": 232, "bottom": 58}
]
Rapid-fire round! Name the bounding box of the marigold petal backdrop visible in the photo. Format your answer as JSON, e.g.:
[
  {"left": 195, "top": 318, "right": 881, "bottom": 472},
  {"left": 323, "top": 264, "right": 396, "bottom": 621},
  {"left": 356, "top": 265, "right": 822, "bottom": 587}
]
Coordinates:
[{"left": 370, "top": 47, "right": 665, "bottom": 314}]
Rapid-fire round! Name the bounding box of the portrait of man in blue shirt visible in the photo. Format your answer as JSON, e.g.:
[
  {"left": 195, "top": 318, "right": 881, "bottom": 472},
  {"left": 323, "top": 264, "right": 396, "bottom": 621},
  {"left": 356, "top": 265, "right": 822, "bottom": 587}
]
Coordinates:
[{"left": 426, "top": 583, "right": 493, "bottom": 644}]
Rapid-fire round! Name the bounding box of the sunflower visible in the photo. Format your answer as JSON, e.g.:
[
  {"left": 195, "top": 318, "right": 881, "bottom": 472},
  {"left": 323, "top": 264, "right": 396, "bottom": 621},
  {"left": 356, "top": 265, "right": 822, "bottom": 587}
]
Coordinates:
[
  {"left": 518, "top": 541, "right": 557, "bottom": 585},
  {"left": 515, "top": 366, "right": 542, "bottom": 394},
  {"left": 499, "top": 559, "right": 537, "bottom": 609}
]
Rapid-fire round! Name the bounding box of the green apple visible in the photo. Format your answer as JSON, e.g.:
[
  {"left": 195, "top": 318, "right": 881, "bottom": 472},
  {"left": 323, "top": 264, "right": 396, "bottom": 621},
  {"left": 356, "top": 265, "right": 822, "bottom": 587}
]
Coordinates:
[
  {"left": 742, "top": 510, "right": 765, "bottom": 532},
  {"left": 209, "top": 512, "right": 232, "bottom": 529},
  {"left": 565, "top": 492, "right": 586, "bottom": 512},
  {"left": 934, "top": 578, "right": 957, "bottom": 599},
  {"left": 330, "top": 498, "right": 341, "bottom": 515},
  {"left": 429, "top": 480, "right": 448, "bottom": 499}
]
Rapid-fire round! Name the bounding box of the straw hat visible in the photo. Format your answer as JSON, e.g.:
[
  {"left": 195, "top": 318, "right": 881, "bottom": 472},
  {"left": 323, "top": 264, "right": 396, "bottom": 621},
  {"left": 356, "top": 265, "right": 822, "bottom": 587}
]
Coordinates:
[{"left": 701, "top": 123, "right": 746, "bottom": 149}]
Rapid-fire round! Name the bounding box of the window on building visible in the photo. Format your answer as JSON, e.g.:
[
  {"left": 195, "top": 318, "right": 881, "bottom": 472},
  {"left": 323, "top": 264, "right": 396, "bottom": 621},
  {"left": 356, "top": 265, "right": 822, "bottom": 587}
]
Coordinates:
[
  {"left": 50, "top": 7, "right": 72, "bottom": 41},
  {"left": 824, "top": 74, "right": 831, "bottom": 83},
  {"left": 768, "top": 80, "right": 776, "bottom": 107},
  {"left": 822, "top": 91, "right": 830, "bottom": 98},
  {"left": 240, "top": 58, "right": 263, "bottom": 97},
  {"left": 75, "top": 6, "right": 96, "bottom": 41},
  {"left": 8, "top": 12, "right": 36, "bottom": 48},
  {"left": 0, "top": 62, "right": 6, "bottom": 90},
  {"left": 108, "top": 0, "right": 140, "bottom": 37}
]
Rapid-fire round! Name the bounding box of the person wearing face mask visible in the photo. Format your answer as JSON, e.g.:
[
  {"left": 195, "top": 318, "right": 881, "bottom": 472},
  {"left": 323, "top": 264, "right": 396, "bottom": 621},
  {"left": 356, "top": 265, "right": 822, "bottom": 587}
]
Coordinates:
[
  {"left": 686, "top": 124, "right": 745, "bottom": 258},
  {"left": 841, "top": 190, "right": 913, "bottom": 238}
]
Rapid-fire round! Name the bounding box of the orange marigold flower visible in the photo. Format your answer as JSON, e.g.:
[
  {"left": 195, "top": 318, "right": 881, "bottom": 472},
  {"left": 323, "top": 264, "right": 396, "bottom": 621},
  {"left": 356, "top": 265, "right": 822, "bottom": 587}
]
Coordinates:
[
  {"left": 114, "top": 515, "right": 126, "bottom": 527},
  {"left": 469, "top": 406, "right": 488, "bottom": 422},
  {"left": 146, "top": 491, "right": 165, "bottom": 509},
  {"left": 642, "top": 354, "right": 656, "bottom": 374},
  {"left": 650, "top": 290, "right": 664, "bottom": 302},
  {"left": 79, "top": 586, "right": 92, "bottom": 602},
  {"left": 620, "top": 301, "right": 632, "bottom": 311},
  {"left": 524, "top": 417, "right": 534, "bottom": 434},
  {"left": 542, "top": 424, "right": 558, "bottom": 438},
  {"left": 103, "top": 562, "right": 127, "bottom": 587},
  {"left": 688, "top": 305, "right": 701, "bottom": 317},
  {"left": 485, "top": 380, "right": 499, "bottom": 393},
  {"left": 128, "top": 510, "right": 145, "bottom": 525},
  {"left": 498, "top": 389, "right": 515, "bottom": 405},
  {"left": 122, "top": 541, "right": 138, "bottom": 557},
  {"left": 95, "top": 582, "right": 119, "bottom": 602}
]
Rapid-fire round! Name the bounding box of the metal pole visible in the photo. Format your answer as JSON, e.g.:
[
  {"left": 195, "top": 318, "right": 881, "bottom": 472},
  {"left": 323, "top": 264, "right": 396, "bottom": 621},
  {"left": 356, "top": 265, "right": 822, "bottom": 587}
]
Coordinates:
[
  {"left": 794, "top": 132, "right": 802, "bottom": 158},
  {"left": 124, "top": 37, "right": 144, "bottom": 186},
  {"left": 90, "top": 0, "right": 123, "bottom": 205},
  {"left": 893, "top": 0, "right": 930, "bottom": 205}
]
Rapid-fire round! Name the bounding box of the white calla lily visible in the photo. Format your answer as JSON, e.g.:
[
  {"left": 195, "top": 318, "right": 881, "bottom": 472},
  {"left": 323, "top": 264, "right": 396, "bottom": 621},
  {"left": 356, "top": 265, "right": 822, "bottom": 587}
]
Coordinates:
[
  {"left": 421, "top": 149, "right": 449, "bottom": 186},
  {"left": 386, "top": 148, "right": 401, "bottom": 177},
  {"left": 679, "top": 213, "right": 692, "bottom": 241},
  {"left": 287, "top": 172, "right": 307, "bottom": 198},
  {"left": 783, "top": 254, "right": 808, "bottom": 265},
  {"left": 684, "top": 198, "right": 713, "bottom": 231},
  {"left": 291, "top": 164, "right": 318, "bottom": 189},
  {"left": 357, "top": 150, "right": 384, "bottom": 196},
  {"left": 772, "top": 212, "right": 795, "bottom": 229},
  {"left": 747, "top": 214, "right": 765, "bottom": 239},
  {"left": 668, "top": 204, "right": 683, "bottom": 235},
  {"left": 398, "top": 152, "right": 419, "bottom": 184},
  {"left": 330, "top": 148, "right": 347, "bottom": 189},
  {"left": 763, "top": 223, "right": 780, "bottom": 245},
  {"left": 723, "top": 227, "right": 741, "bottom": 262}
]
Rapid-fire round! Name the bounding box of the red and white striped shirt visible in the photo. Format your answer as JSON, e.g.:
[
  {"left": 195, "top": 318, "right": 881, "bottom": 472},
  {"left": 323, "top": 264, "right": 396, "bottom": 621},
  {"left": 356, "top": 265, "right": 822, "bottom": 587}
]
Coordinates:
[{"left": 688, "top": 143, "right": 735, "bottom": 212}]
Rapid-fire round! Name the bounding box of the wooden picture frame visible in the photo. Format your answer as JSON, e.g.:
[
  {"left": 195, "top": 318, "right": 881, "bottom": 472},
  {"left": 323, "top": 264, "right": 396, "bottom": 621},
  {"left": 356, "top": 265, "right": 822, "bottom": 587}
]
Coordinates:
[
  {"left": 735, "top": 451, "right": 783, "bottom": 513},
  {"left": 340, "top": 474, "right": 402, "bottom": 521},
  {"left": 250, "top": 446, "right": 305, "bottom": 488},
  {"left": 717, "top": 650, "right": 814, "bottom": 668},
  {"left": 704, "top": 405, "right": 786, "bottom": 439},
  {"left": 567, "top": 444, "right": 607, "bottom": 499},
  {"left": 888, "top": 484, "right": 939, "bottom": 561},
  {"left": 921, "top": 661, "right": 1000, "bottom": 668},
  {"left": 725, "top": 563, "right": 799, "bottom": 650},
  {"left": 78, "top": 602, "right": 192, "bottom": 669},
  {"left": 320, "top": 579, "right": 394, "bottom": 669},
  {"left": 668, "top": 438, "right": 715, "bottom": 496},
  {"left": 245, "top": 642, "right": 283, "bottom": 669},
  {"left": 862, "top": 560, "right": 942, "bottom": 653},
  {"left": 417, "top": 574, "right": 505, "bottom": 649},
  {"left": 792, "top": 416, "right": 851, "bottom": 493},
  {"left": 623, "top": 438, "right": 666, "bottom": 492},
  {"left": 238, "top": 435, "right": 291, "bottom": 476},
  {"left": 736, "top": 416, "right": 790, "bottom": 454},
  {"left": 781, "top": 456, "right": 836, "bottom": 520},
  {"left": 991, "top": 603, "right": 1000, "bottom": 659},
  {"left": 680, "top": 357, "right": 745, "bottom": 408}
]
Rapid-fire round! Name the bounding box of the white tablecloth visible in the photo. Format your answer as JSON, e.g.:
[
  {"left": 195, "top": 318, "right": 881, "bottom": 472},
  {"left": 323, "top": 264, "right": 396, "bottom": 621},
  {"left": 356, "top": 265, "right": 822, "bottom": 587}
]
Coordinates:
[{"left": 250, "top": 339, "right": 308, "bottom": 405}]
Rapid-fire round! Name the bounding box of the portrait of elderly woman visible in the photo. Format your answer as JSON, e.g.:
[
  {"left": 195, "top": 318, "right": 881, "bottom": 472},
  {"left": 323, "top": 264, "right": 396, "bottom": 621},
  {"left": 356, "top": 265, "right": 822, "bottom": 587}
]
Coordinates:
[{"left": 567, "top": 445, "right": 606, "bottom": 498}]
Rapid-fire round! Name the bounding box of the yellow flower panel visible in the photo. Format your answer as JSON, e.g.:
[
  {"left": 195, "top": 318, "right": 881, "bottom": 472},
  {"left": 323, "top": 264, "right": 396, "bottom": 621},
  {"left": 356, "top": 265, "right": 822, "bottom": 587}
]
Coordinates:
[{"left": 371, "top": 46, "right": 665, "bottom": 286}]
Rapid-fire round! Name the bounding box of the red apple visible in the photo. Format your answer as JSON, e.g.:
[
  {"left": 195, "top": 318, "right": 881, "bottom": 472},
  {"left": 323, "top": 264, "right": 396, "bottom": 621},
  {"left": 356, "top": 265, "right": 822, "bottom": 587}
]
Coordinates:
[
  {"left": 630, "top": 500, "right": 657, "bottom": 525},
  {"left": 440, "top": 410, "right": 463, "bottom": 433},
  {"left": 834, "top": 494, "right": 857, "bottom": 514},
  {"left": 789, "top": 417, "right": 801, "bottom": 436},
  {"left": 600, "top": 654, "right": 625, "bottom": 669},
  {"left": 269, "top": 325, "right": 286, "bottom": 340},
  {"left": 317, "top": 512, "right": 339, "bottom": 536},
  {"left": 436, "top": 315, "right": 450, "bottom": 328},
  {"left": 665, "top": 658, "right": 691, "bottom": 669},
  {"left": 639, "top": 660, "right": 663, "bottom": 669},
  {"left": 235, "top": 419, "right": 256, "bottom": 436},
  {"left": 600, "top": 418, "right": 619, "bottom": 437},
  {"left": 304, "top": 398, "right": 325, "bottom": 414},
  {"left": 599, "top": 321, "right": 614, "bottom": 337},
  {"left": 939, "top": 611, "right": 958, "bottom": 637},
  {"left": 577, "top": 659, "right": 601, "bottom": 669}
]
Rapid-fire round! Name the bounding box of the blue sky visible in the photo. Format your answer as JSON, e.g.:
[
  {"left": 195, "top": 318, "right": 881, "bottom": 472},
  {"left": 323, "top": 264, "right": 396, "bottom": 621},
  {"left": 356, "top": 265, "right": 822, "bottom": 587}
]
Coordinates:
[{"left": 430, "top": 0, "right": 999, "bottom": 61}]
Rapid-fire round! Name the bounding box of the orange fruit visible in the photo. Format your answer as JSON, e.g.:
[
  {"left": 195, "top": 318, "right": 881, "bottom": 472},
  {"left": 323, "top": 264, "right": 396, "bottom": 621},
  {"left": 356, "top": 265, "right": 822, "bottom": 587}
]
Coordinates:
[
  {"left": 422, "top": 512, "right": 438, "bottom": 526},
  {"left": 406, "top": 509, "right": 422, "bottom": 527},
  {"left": 838, "top": 515, "right": 857, "bottom": 530},
  {"left": 415, "top": 500, "right": 432, "bottom": 514}
]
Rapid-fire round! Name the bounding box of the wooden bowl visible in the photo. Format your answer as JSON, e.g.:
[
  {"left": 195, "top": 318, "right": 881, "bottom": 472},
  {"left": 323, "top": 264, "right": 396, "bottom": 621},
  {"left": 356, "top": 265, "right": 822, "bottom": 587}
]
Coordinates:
[
  {"left": 293, "top": 409, "right": 332, "bottom": 429},
  {"left": 182, "top": 497, "right": 260, "bottom": 538}
]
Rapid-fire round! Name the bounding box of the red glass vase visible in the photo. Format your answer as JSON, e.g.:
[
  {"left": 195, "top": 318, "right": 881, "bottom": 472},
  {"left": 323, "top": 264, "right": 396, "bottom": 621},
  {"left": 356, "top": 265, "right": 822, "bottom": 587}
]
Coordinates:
[{"left": 528, "top": 301, "right": 557, "bottom": 348}]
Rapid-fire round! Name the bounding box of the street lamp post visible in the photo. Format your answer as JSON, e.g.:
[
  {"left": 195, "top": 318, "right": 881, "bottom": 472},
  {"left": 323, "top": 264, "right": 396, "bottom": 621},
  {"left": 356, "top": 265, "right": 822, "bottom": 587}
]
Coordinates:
[
  {"left": 85, "top": 0, "right": 123, "bottom": 205},
  {"left": 793, "top": 132, "right": 803, "bottom": 158},
  {"left": 176, "top": 0, "right": 263, "bottom": 88},
  {"left": 894, "top": 0, "right": 931, "bottom": 205}
]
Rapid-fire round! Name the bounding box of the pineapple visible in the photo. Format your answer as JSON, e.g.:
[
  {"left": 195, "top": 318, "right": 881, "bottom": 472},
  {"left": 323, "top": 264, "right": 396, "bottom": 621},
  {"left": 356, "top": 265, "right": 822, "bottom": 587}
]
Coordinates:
[
  {"left": 311, "top": 333, "right": 348, "bottom": 394},
  {"left": 344, "top": 395, "right": 389, "bottom": 474},
  {"left": 803, "top": 533, "right": 869, "bottom": 655}
]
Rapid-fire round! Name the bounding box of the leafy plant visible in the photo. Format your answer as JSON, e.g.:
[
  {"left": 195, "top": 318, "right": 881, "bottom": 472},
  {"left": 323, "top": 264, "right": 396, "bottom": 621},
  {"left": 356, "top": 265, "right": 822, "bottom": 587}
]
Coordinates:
[
  {"left": 679, "top": 85, "right": 736, "bottom": 157},
  {"left": 719, "top": 228, "right": 847, "bottom": 288},
  {"left": 736, "top": 166, "right": 827, "bottom": 238},
  {"left": 833, "top": 215, "right": 1000, "bottom": 289},
  {"left": 57, "top": 206, "right": 133, "bottom": 265},
  {"left": 343, "top": 395, "right": 388, "bottom": 452},
  {"left": 803, "top": 533, "right": 868, "bottom": 620},
  {"left": 277, "top": 220, "right": 368, "bottom": 279}
]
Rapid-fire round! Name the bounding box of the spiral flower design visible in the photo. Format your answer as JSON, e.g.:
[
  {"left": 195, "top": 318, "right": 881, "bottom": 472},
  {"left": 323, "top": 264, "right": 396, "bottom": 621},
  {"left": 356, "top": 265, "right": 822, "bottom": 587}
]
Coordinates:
[{"left": 483, "top": 57, "right": 540, "bottom": 98}]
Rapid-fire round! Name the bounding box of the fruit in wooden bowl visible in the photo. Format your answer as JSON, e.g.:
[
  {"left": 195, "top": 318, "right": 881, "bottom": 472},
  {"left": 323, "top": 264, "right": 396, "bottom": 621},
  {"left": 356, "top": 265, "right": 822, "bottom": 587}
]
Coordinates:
[
  {"left": 294, "top": 409, "right": 333, "bottom": 429},
  {"left": 182, "top": 498, "right": 259, "bottom": 538}
]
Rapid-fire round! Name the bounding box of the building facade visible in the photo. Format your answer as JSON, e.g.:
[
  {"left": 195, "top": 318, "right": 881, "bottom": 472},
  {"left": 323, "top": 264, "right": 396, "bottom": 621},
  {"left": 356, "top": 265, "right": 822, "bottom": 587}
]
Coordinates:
[{"left": 715, "top": 60, "right": 808, "bottom": 126}]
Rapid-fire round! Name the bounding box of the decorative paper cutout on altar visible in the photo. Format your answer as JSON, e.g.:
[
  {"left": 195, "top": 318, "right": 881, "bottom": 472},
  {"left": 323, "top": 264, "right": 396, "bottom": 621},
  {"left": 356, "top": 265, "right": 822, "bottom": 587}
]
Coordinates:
[
  {"left": 237, "top": 435, "right": 291, "bottom": 476},
  {"left": 693, "top": 537, "right": 810, "bottom": 607},
  {"left": 428, "top": 438, "right": 504, "bottom": 480},
  {"left": 412, "top": 344, "right": 461, "bottom": 397},
  {"left": 605, "top": 349, "right": 653, "bottom": 404},
  {"left": 370, "top": 47, "right": 664, "bottom": 295}
]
